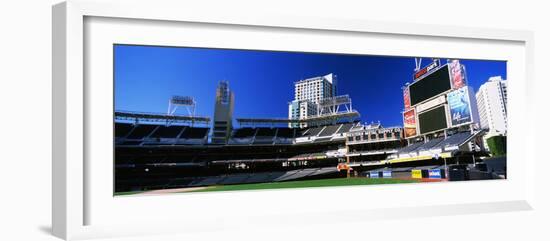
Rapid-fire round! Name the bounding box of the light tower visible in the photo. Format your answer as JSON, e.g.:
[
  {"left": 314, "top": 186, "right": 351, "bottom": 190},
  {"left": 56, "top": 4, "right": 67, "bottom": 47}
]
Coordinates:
[
  {"left": 167, "top": 96, "right": 196, "bottom": 116},
  {"left": 316, "top": 95, "right": 353, "bottom": 116},
  {"left": 211, "top": 80, "right": 234, "bottom": 144},
  {"left": 414, "top": 57, "right": 422, "bottom": 72}
]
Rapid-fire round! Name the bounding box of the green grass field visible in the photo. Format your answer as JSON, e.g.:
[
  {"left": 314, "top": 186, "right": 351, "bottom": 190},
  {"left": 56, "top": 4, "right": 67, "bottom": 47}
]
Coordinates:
[
  {"left": 187, "top": 177, "right": 419, "bottom": 193},
  {"left": 115, "top": 190, "right": 147, "bottom": 196}
]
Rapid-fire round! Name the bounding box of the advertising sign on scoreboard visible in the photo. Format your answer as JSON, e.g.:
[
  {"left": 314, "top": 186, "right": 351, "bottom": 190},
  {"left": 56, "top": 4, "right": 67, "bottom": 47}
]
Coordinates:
[
  {"left": 413, "top": 59, "right": 440, "bottom": 81},
  {"left": 403, "top": 109, "right": 417, "bottom": 138},
  {"left": 449, "top": 59, "right": 466, "bottom": 89},
  {"left": 403, "top": 86, "right": 411, "bottom": 110},
  {"left": 447, "top": 86, "right": 472, "bottom": 126}
]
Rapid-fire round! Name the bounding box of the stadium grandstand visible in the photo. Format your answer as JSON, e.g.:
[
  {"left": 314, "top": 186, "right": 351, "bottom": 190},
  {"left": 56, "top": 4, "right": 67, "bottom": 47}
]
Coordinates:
[
  {"left": 115, "top": 108, "right": 491, "bottom": 193},
  {"left": 115, "top": 111, "right": 211, "bottom": 146},
  {"left": 115, "top": 110, "right": 356, "bottom": 192},
  {"left": 345, "top": 122, "right": 406, "bottom": 164}
]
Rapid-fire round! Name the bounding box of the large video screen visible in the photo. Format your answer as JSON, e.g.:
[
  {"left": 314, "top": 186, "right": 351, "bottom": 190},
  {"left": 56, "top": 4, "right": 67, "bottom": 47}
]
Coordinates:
[
  {"left": 409, "top": 65, "right": 452, "bottom": 106},
  {"left": 418, "top": 105, "right": 448, "bottom": 134}
]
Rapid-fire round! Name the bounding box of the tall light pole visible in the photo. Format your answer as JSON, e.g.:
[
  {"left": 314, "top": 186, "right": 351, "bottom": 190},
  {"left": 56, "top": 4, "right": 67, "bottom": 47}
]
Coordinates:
[{"left": 443, "top": 157, "right": 448, "bottom": 180}]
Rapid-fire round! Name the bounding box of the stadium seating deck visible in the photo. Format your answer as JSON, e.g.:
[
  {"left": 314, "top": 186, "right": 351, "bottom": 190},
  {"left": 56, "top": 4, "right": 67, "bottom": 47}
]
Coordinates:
[
  {"left": 275, "top": 128, "right": 295, "bottom": 138},
  {"left": 165, "top": 178, "right": 195, "bottom": 188},
  {"left": 275, "top": 170, "right": 304, "bottom": 181},
  {"left": 397, "top": 141, "right": 424, "bottom": 154},
  {"left": 119, "top": 140, "right": 143, "bottom": 145},
  {"left": 126, "top": 124, "right": 157, "bottom": 139},
  {"left": 336, "top": 123, "right": 355, "bottom": 134},
  {"left": 417, "top": 137, "right": 445, "bottom": 151},
  {"left": 295, "top": 128, "right": 310, "bottom": 137},
  {"left": 318, "top": 125, "right": 340, "bottom": 137},
  {"left": 282, "top": 169, "right": 316, "bottom": 180},
  {"left": 115, "top": 122, "right": 212, "bottom": 146},
  {"left": 181, "top": 127, "right": 209, "bottom": 139},
  {"left": 190, "top": 176, "right": 223, "bottom": 187},
  {"left": 229, "top": 138, "right": 253, "bottom": 145},
  {"left": 150, "top": 125, "right": 185, "bottom": 138},
  {"left": 273, "top": 170, "right": 299, "bottom": 181},
  {"left": 302, "top": 126, "right": 325, "bottom": 137},
  {"left": 436, "top": 132, "right": 473, "bottom": 149},
  {"left": 227, "top": 127, "right": 304, "bottom": 145},
  {"left": 253, "top": 138, "right": 275, "bottom": 144},
  {"left": 220, "top": 174, "right": 251, "bottom": 185},
  {"left": 395, "top": 131, "right": 476, "bottom": 156},
  {"left": 310, "top": 167, "right": 338, "bottom": 176},
  {"left": 233, "top": 128, "right": 256, "bottom": 138},
  {"left": 115, "top": 123, "right": 134, "bottom": 137},
  {"left": 268, "top": 172, "right": 287, "bottom": 180},
  {"left": 243, "top": 172, "right": 272, "bottom": 183},
  {"left": 255, "top": 128, "right": 276, "bottom": 137}
]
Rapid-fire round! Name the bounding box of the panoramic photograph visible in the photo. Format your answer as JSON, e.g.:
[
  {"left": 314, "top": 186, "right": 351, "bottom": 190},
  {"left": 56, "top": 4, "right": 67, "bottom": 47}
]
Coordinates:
[{"left": 113, "top": 44, "right": 508, "bottom": 195}]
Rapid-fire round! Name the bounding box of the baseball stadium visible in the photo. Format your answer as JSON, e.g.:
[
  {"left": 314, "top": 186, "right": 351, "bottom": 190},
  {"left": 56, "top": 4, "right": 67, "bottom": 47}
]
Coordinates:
[{"left": 114, "top": 46, "right": 507, "bottom": 195}]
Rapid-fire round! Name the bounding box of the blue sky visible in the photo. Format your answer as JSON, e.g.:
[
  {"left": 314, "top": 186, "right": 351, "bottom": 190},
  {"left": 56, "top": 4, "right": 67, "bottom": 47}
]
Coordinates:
[{"left": 114, "top": 45, "right": 506, "bottom": 127}]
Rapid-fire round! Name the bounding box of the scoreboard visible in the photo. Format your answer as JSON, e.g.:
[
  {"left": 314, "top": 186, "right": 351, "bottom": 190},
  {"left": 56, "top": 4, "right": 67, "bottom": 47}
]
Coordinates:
[
  {"left": 409, "top": 65, "right": 452, "bottom": 106},
  {"left": 402, "top": 59, "right": 477, "bottom": 138},
  {"left": 418, "top": 105, "right": 448, "bottom": 134}
]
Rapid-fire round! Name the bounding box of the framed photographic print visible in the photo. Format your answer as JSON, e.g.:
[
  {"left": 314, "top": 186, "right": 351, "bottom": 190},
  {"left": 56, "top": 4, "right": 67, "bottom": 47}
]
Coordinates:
[
  {"left": 53, "top": 0, "right": 535, "bottom": 240},
  {"left": 113, "top": 46, "right": 505, "bottom": 194}
]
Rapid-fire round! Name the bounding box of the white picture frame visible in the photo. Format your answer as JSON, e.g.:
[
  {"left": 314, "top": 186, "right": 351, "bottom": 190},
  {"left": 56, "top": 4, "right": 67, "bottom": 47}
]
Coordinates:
[{"left": 52, "top": 1, "right": 536, "bottom": 240}]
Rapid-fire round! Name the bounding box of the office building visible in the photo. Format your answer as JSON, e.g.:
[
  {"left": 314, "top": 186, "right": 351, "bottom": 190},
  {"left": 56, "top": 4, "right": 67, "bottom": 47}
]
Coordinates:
[
  {"left": 288, "top": 73, "right": 337, "bottom": 127},
  {"left": 476, "top": 76, "right": 508, "bottom": 135}
]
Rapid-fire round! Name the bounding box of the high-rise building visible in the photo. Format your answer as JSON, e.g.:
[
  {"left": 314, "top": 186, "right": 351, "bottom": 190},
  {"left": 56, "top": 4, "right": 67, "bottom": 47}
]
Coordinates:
[
  {"left": 288, "top": 73, "right": 337, "bottom": 127},
  {"left": 476, "top": 76, "right": 508, "bottom": 135},
  {"left": 211, "top": 81, "right": 234, "bottom": 144}
]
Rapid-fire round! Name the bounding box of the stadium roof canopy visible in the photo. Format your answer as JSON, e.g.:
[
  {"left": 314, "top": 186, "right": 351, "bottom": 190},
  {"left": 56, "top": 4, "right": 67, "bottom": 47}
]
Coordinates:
[
  {"left": 115, "top": 110, "right": 210, "bottom": 124},
  {"left": 211, "top": 158, "right": 287, "bottom": 164},
  {"left": 237, "top": 111, "right": 360, "bottom": 127}
]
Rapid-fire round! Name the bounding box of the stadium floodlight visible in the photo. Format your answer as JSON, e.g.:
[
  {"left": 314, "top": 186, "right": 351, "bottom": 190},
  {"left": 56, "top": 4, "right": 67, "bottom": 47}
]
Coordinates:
[
  {"left": 317, "top": 95, "right": 353, "bottom": 116},
  {"left": 167, "top": 95, "right": 196, "bottom": 116},
  {"left": 414, "top": 57, "right": 422, "bottom": 72}
]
